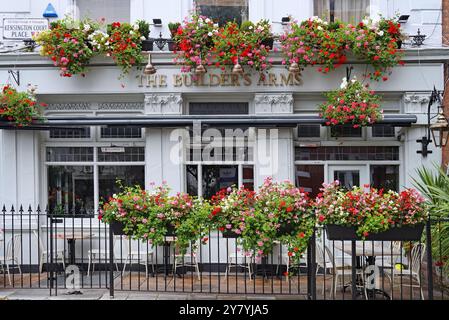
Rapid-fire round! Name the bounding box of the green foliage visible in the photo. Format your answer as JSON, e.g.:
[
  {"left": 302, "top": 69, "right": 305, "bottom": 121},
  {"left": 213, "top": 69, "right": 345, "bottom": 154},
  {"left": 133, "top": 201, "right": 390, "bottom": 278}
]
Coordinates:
[{"left": 136, "top": 20, "right": 150, "bottom": 39}]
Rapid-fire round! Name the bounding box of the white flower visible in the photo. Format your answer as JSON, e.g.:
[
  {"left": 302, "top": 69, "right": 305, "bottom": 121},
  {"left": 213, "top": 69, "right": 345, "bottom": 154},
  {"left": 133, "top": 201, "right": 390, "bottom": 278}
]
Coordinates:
[
  {"left": 248, "top": 25, "right": 253, "bottom": 30},
  {"left": 198, "top": 18, "right": 203, "bottom": 23},
  {"left": 129, "top": 30, "right": 134, "bottom": 35},
  {"left": 83, "top": 24, "right": 91, "bottom": 32},
  {"left": 105, "top": 41, "right": 109, "bottom": 46},
  {"left": 208, "top": 31, "right": 213, "bottom": 37},
  {"left": 140, "top": 36, "right": 146, "bottom": 40},
  {"left": 213, "top": 23, "right": 219, "bottom": 28},
  {"left": 133, "top": 24, "right": 139, "bottom": 31},
  {"left": 377, "top": 30, "right": 384, "bottom": 36},
  {"left": 205, "top": 18, "right": 211, "bottom": 23},
  {"left": 317, "top": 26, "right": 323, "bottom": 31}
]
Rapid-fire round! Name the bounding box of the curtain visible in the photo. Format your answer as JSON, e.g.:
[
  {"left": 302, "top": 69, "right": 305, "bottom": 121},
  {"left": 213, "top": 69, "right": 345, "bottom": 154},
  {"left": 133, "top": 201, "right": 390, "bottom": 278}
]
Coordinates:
[
  {"left": 334, "top": 0, "right": 370, "bottom": 23},
  {"left": 314, "top": 0, "right": 370, "bottom": 23}
]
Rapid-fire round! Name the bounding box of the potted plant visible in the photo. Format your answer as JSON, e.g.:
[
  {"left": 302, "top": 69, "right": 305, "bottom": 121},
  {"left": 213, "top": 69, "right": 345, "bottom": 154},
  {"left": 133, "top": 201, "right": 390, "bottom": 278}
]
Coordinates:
[
  {"left": 168, "top": 22, "right": 181, "bottom": 51},
  {"left": 209, "top": 186, "right": 256, "bottom": 238},
  {"left": 315, "top": 181, "right": 427, "bottom": 241},
  {"left": 136, "top": 19, "right": 153, "bottom": 51},
  {"left": 318, "top": 76, "right": 383, "bottom": 128},
  {"left": 0, "top": 85, "right": 46, "bottom": 127},
  {"left": 33, "top": 17, "right": 99, "bottom": 77},
  {"left": 254, "top": 19, "right": 274, "bottom": 49}
]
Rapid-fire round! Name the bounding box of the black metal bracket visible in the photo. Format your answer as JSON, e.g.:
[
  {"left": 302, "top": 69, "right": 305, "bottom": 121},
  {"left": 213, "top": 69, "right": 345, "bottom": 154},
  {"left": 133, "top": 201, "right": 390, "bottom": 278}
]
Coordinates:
[
  {"left": 8, "top": 70, "right": 20, "bottom": 86},
  {"left": 416, "top": 136, "right": 433, "bottom": 157},
  {"left": 152, "top": 32, "right": 171, "bottom": 50},
  {"left": 346, "top": 66, "right": 353, "bottom": 80}
]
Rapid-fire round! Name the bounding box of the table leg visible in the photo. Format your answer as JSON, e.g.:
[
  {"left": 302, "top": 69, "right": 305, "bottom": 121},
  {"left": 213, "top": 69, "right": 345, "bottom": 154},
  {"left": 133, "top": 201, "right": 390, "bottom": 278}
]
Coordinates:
[
  {"left": 363, "top": 256, "right": 390, "bottom": 300},
  {"left": 67, "top": 239, "right": 76, "bottom": 265}
]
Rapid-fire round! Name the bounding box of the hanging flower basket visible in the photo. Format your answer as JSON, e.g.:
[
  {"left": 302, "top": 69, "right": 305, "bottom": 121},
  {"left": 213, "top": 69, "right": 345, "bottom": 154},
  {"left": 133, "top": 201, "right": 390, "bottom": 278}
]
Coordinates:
[
  {"left": 325, "top": 223, "right": 425, "bottom": 241},
  {"left": 318, "top": 77, "right": 383, "bottom": 128},
  {"left": 110, "top": 220, "right": 127, "bottom": 235}
]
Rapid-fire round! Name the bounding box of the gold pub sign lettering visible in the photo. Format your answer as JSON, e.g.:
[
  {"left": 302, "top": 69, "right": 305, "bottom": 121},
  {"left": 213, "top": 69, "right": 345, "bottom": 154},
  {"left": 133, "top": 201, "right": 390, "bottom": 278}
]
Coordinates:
[{"left": 137, "top": 72, "right": 302, "bottom": 88}]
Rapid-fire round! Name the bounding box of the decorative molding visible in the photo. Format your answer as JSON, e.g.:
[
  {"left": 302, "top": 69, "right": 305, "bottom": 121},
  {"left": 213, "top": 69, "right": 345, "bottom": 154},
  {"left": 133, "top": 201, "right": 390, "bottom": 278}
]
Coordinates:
[
  {"left": 46, "top": 103, "right": 91, "bottom": 111},
  {"left": 254, "top": 93, "right": 294, "bottom": 114},
  {"left": 403, "top": 93, "right": 430, "bottom": 104},
  {"left": 97, "top": 102, "right": 144, "bottom": 110},
  {"left": 144, "top": 93, "right": 183, "bottom": 115}
]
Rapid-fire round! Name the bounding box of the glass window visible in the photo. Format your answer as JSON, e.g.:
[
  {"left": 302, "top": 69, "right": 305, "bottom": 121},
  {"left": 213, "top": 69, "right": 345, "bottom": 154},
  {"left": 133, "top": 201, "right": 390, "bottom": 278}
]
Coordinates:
[
  {"left": 202, "top": 165, "right": 239, "bottom": 199},
  {"left": 189, "top": 102, "right": 249, "bottom": 115},
  {"left": 372, "top": 125, "right": 395, "bottom": 138},
  {"left": 295, "top": 165, "right": 324, "bottom": 198},
  {"left": 334, "top": 170, "right": 360, "bottom": 190},
  {"left": 295, "top": 146, "right": 399, "bottom": 161},
  {"left": 46, "top": 147, "right": 94, "bottom": 162},
  {"left": 48, "top": 166, "right": 94, "bottom": 215},
  {"left": 77, "top": 0, "right": 130, "bottom": 23},
  {"left": 99, "top": 166, "right": 144, "bottom": 202},
  {"left": 186, "top": 165, "right": 199, "bottom": 196},
  {"left": 100, "top": 127, "right": 142, "bottom": 139},
  {"left": 195, "top": 0, "right": 248, "bottom": 25},
  {"left": 298, "top": 125, "right": 321, "bottom": 138},
  {"left": 98, "top": 147, "right": 145, "bottom": 162},
  {"left": 314, "top": 0, "right": 370, "bottom": 23},
  {"left": 50, "top": 128, "right": 90, "bottom": 139},
  {"left": 242, "top": 165, "right": 254, "bottom": 190},
  {"left": 370, "top": 165, "right": 399, "bottom": 192},
  {"left": 330, "top": 125, "right": 362, "bottom": 138}
]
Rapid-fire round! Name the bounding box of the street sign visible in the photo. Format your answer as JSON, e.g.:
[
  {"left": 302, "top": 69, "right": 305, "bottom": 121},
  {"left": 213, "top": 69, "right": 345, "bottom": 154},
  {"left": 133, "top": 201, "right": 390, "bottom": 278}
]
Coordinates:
[{"left": 2, "top": 18, "right": 49, "bottom": 40}]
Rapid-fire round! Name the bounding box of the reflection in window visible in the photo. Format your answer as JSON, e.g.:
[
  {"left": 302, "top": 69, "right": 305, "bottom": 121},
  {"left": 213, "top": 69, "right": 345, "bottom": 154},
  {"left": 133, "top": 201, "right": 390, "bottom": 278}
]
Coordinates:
[
  {"left": 370, "top": 165, "right": 399, "bottom": 192},
  {"left": 295, "top": 165, "right": 324, "bottom": 198},
  {"left": 99, "top": 166, "right": 144, "bottom": 202},
  {"left": 334, "top": 170, "right": 360, "bottom": 190},
  {"left": 372, "top": 125, "right": 395, "bottom": 138},
  {"left": 314, "top": 0, "right": 370, "bottom": 23},
  {"left": 77, "top": 0, "right": 130, "bottom": 23},
  {"left": 48, "top": 166, "right": 94, "bottom": 215},
  {"left": 195, "top": 0, "right": 248, "bottom": 26},
  {"left": 186, "top": 165, "right": 199, "bottom": 196},
  {"left": 98, "top": 147, "right": 145, "bottom": 162},
  {"left": 242, "top": 165, "right": 254, "bottom": 190},
  {"left": 202, "top": 165, "right": 239, "bottom": 199},
  {"left": 46, "top": 147, "right": 94, "bottom": 162}
]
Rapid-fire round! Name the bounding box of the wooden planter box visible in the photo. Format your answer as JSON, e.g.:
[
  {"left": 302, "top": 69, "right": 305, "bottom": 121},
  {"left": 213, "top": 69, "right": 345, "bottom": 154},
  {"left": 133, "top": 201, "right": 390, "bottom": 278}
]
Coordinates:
[{"left": 325, "top": 224, "right": 425, "bottom": 241}]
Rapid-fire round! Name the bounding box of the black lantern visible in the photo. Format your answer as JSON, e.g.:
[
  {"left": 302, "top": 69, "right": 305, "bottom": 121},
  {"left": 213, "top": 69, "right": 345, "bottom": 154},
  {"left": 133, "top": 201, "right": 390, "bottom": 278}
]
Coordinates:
[{"left": 430, "top": 111, "right": 449, "bottom": 147}]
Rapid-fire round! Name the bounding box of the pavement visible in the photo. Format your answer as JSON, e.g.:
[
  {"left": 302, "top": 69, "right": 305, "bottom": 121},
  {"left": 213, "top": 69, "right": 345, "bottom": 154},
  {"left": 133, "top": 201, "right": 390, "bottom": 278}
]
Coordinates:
[{"left": 0, "top": 288, "right": 305, "bottom": 300}]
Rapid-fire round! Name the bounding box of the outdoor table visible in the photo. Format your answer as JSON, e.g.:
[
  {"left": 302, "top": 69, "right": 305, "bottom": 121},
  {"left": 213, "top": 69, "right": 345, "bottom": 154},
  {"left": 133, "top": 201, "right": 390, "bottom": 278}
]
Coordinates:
[
  {"left": 52, "top": 232, "right": 93, "bottom": 265},
  {"left": 155, "top": 236, "right": 176, "bottom": 277},
  {"left": 333, "top": 241, "right": 401, "bottom": 299}
]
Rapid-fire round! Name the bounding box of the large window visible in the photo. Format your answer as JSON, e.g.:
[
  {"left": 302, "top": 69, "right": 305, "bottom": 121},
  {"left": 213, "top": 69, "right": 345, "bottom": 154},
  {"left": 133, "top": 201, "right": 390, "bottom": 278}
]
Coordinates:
[
  {"left": 77, "top": 0, "right": 130, "bottom": 23},
  {"left": 195, "top": 0, "right": 248, "bottom": 26},
  {"left": 314, "top": 0, "right": 370, "bottom": 23}
]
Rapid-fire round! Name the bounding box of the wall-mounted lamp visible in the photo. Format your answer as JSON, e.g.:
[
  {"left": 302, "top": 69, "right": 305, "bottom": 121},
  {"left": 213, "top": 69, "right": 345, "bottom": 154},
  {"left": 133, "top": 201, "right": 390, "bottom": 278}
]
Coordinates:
[
  {"left": 281, "top": 17, "right": 290, "bottom": 25},
  {"left": 152, "top": 19, "right": 162, "bottom": 27},
  {"left": 398, "top": 15, "right": 410, "bottom": 23}
]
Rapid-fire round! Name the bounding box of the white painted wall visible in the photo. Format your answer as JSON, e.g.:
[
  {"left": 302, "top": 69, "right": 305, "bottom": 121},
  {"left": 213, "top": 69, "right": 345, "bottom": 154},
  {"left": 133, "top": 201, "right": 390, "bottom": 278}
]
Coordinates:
[{"left": 0, "top": 0, "right": 444, "bottom": 46}]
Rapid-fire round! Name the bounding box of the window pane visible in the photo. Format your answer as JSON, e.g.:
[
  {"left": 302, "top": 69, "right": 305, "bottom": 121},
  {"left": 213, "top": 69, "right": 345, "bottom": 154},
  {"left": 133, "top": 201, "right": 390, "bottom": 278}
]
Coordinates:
[
  {"left": 242, "top": 165, "right": 254, "bottom": 190},
  {"left": 196, "top": 0, "right": 248, "bottom": 25},
  {"left": 372, "top": 125, "right": 395, "bottom": 138},
  {"left": 50, "top": 128, "right": 90, "bottom": 139},
  {"left": 331, "top": 125, "right": 362, "bottom": 138},
  {"left": 334, "top": 170, "right": 360, "bottom": 190},
  {"left": 186, "top": 165, "right": 199, "bottom": 196},
  {"left": 99, "top": 166, "right": 144, "bottom": 202},
  {"left": 98, "top": 147, "right": 144, "bottom": 162},
  {"left": 370, "top": 165, "right": 399, "bottom": 192},
  {"left": 298, "top": 125, "right": 321, "bottom": 138},
  {"left": 101, "top": 127, "right": 142, "bottom": 139},
  {"left": 48, "top": 166, "right": 94, "bottom": 215},
  {"left": 189, "top": 102, "right": 249, "bottom": 115},
  {"left": 77, "top": 0, "right": 130, "bottom": 23},
  {"left": 46, "top": 147, "right": 94, "bottom": 162},
  {"left": 202, "top": 165, "right": 238, "bottom": 199},
  {"left": 295, "top": 165, "right": 324, "bottom": 198},
  {"left": 295, "top": 146, "right": 399, "bottom": 161},
  {"left": 314, "top": 0, "right": 370, "bottom": 23}
]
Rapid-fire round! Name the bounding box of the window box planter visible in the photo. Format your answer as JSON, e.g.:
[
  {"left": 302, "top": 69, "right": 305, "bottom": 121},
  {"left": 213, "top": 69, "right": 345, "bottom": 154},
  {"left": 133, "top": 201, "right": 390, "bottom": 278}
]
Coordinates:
[
  {"left": 261, "top": 38, "right": 274, "bottom": 50},
  {"left": 165, "top": 223, "right": 176, "bottom": 237},
  {"left": 167, "top": 40, "right": 176, "bottom": 51},
  {"left": 110, "top": 220, "right": 127, "bottom": 235},
  {"left": 276, "top": 224, "right": 295, "bottom": 237},
  {"left": 221, "top": 230, "right": 240, "bottom": 238},
  {"left": 141, "top": 39, "right": 154, "bottom": 51},
  {"left": 325, "top": 223, "right": 425, "bottom": 241}
]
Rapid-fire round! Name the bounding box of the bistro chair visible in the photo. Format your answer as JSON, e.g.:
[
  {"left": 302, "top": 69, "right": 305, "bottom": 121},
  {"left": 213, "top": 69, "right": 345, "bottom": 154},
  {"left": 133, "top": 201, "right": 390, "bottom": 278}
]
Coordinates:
[
  {"left": 384, "top": 243, "right": 426, "bottom": 300},
  {"left": 33, "top": 230, "right": 66, "bottom": 273},
  {"left": 87, "top": 235, "right": 120, "bottom": 276},
  {"left": 225, "top": 244, "right": 254, "bottom": 280},
  {"left": 122, "top": 239, "right": 155, "bottom": 278},
  {"left": 173, "top": 240, "right": 200, "bottom": 280},
  {"left": 275, "top": 243, "right": 305, "bottom": 282},
  {"left": 0, "top": 234, "right": 22, "bottom": 285}
]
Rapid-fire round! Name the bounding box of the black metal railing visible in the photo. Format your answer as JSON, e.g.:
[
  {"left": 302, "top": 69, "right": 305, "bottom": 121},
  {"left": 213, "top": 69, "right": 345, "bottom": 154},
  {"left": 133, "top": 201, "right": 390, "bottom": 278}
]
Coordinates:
[{"left": 1, "top": 205, "right": 448, "bottom": 299}]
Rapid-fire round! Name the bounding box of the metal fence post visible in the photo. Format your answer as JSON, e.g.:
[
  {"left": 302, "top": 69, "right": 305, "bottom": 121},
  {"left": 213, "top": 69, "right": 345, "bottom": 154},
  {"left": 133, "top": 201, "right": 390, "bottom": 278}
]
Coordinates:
[
  {"left": 307, "top": 230, "right": 317, "bottom": 300},
  {"left": 351, "top": 240, "right": 357, "bottom": 300},
  {"left": 426, "top": 218, "right": 433, "bottom": 300},
  {"left": 109, "top": 226, "right": 114, "bottom": 298}
]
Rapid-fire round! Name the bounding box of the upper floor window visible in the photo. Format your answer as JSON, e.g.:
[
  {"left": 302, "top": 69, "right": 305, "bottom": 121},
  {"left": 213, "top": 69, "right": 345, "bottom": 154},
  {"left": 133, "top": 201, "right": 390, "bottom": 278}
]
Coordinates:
[
  {"left": 77, "top": 0, "right": 130, "bottom": 23},
  {"left": 195, "top": 0, "right": 248, "bottom": 26},
  {"left": 313, "top": 0, "right": 370, "bottom": 23}
]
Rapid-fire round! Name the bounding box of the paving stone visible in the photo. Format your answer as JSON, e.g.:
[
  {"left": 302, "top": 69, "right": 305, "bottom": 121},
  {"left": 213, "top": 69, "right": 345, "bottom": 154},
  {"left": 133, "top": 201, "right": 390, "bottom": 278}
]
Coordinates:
[
  {"left": 127, "top": 293, "right": 159, "bottom": 300},
  {"left": 157, "top": 293, "right": 191, "bottom": 300},
  {"left": 246, "top": 295, "right": 277, "bottom": 300},
  {"left": 189, "top": 294, "right": 219, "bottom": 300},
  {"left": 216, "top": 294, "right": 247, "bottom": 300}
]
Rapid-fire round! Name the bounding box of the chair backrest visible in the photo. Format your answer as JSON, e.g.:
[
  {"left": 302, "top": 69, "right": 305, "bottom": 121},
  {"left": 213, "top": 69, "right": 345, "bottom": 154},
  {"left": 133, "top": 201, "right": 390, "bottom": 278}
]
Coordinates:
[
  {"left": 315, "top": 242, "right": 329, "bottom": 268},
  {"left": 5, "top": 234, "right": 22, "bottom": 261},
  {"left": 32, "top": 230, "right": 45, "bottom": 253},
  {"left": 410, "top": 243, "right": 426, "bottom": 274}
]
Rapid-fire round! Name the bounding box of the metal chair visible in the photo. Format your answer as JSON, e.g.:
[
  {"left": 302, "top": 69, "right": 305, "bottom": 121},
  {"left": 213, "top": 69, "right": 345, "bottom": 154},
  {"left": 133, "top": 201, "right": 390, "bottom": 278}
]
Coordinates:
[
  {"left": 33, "top": 230, "right": 66, "bottom": 273},
  {"left": 225, "top": 243, "right": 253, "bottom": 280},
  {"left": 384, "top": 243, "right": 426, "bottom": 300},
  {"left": 173, "top": 241, "right": 200, "bottom": 280},
  {"left": 122, "top": 239, "right": 155, "bottom": 278},
  {"left": 0, "top": 234, "right": 22, "bottom": 285},
  {"left": 87, "top": 235, "right": 119, "bottom": 276}
]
